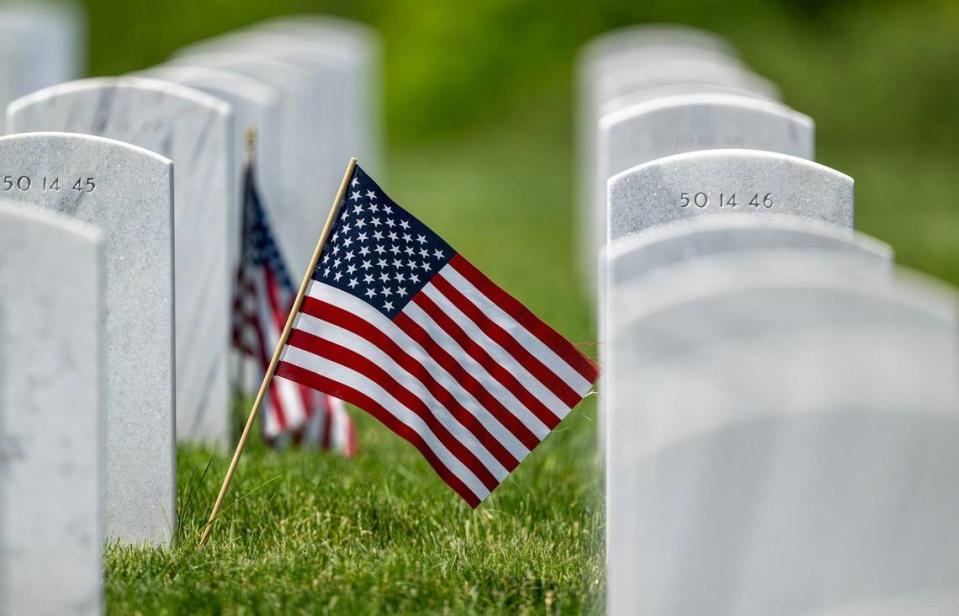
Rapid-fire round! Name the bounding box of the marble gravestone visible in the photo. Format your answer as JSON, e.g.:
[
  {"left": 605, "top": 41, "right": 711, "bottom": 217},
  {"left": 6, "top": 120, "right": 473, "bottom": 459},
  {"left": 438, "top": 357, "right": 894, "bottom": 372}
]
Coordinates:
[
  {"left": 583, "top": 95, "right": 816, "bottom": 288},
  {"left": 575, "top": 26, "right": 773, "bottom": 285},
  {"left": 0, "top": 2, "right": 85, "bottom": 88},
  {"left": 577, "top": 24, "right": 747, "bottom": 125},
  {"left": 0, "top": 2, "right": 85, "bottom": 123},
  {"left": 595, "top": 216, "right": 892, "bottom": 451},
  {"left": 578, "top": 24, "right": 741, "bottom": 78},
  {"left": 141, "top": 64, "right": 284, "bottom": 265},
  {"left": 0, "top": 201, "right": 102, "bottom": 615},
  {"left": 166, "top": 53, "right": 326, "bottom": 271},
  {"left": 0, "top": 32, "right": 27, "bottom": 120},
  {"left": 595, "top": 58, "right": 781, "bottom": 109},
  {"left": 8, "top": 77, "right": 235, "bottom": 448},
  {"left": 0, "top": 133, "right": 174, "bottom": 545},
  {"left": 603, "top": 95, "right": 813, "bottom": 176},
  {"left": 606, "top": 215, "right": 889, "bottom": 291},
  {"left": 600, "top": 82, "right": 778, "bottom": 118},
  {"left": 175, "top": 28, "right": 364, "bottom": 189},
  {"left": 173, "top": 15, "right": 383, "bottom": 174},
  {"left": 608, "top": 149, "right": 854, "bottom": 242},
  {"left": 606, "top": 252, "right": 959, "bottom": 615},
  {"left": 257, "top": 15, "right": 383, "bottom": 174}
]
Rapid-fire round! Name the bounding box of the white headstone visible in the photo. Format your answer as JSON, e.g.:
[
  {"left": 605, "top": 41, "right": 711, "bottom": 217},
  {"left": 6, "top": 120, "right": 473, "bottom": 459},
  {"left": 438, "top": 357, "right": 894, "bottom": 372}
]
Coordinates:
[
  {"left": 601, "top": 94, "right": 814, "bottom": 206},
  {"left": 577, "top": 25, "right": 746, "bottom": 120},
  {"left": 597, "top": 217, "right": 892, "bottom": 451},
  {"left": 0, "top": 2, "right": 85, "bottom": 124},
  {"left": 607, "top": 252, "right": 959, "bottom": 615},
  {"left": 595, "top": 58, "right": 780, "bottom": 107},
  {"left": 607, "top": 215, "right": 888, "bottom": 289},
  {"left": 579, "top": 25, "right": 741, "bottom": 75},
  {"left": 0, "top": 30, "right": 29, "bottom": 120},
  {"left": 8, "top": 77, "right": 235, "bottom": 448},
  {"left": 175, "top": 25, "right": 378, "bottom": 180},
  {"left": 140, "top": 64, "right": 283, "bottom": 265},
  {"left": 584, "top": 95, "right": 815, "bottom": 289},
  {"left": 601, "top": 82, "right": 777, "bottom": 117},
  {"left": 608, "top": 149, "right": 854, "bottom": 242},
  {"left": 165, "top": 53, "right": 326, "bottom": 270},
  {"left": 256, "top": 15, "right": 383, "bottom": 175},
  {"left": 176, "top": 36, "right": 343, "bottom": 200},
  {"left": 0, "top": 201, "right": 102, "bottom": 615},
  {"left": 575, "top": 25, "right": 774, "bottom": 285},
  {"left": 0, "top": 132, "right": 175, "bottom": 545}
]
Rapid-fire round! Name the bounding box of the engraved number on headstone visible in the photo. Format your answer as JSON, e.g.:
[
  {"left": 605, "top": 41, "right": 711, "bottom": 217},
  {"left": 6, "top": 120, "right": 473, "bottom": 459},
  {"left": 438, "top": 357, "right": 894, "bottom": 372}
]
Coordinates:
[
  {"left": 1, "top": 176, "right": 96, "bottom": 193},
  {"left": 72, "top": 178, "right": 96, "bottom": 193},
  {"left": 680, "top": 192, "right": 773, "bottom": 209}
]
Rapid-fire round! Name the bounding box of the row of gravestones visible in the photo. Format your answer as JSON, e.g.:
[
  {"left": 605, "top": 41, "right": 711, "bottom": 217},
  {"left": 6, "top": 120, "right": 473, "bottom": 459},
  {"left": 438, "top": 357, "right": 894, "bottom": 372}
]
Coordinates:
[
  {"left": 0, "top": 11, "right": 381, "bottom": 615},
  {"left": 579, "top": 26, "right": 959, "bottom": 615}
]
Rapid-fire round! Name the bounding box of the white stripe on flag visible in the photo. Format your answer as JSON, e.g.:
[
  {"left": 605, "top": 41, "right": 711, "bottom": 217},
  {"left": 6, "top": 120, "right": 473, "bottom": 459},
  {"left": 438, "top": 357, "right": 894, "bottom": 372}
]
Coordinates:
[
  {"left": 280, "top": 344, "right": 490, "bottom": 501},
  {"left": 401, "top": 300, "right": 551, "bottom": 439},
  {"left": 420, "top": 282, "right": 569, "bottom": 417},
  {"left": 439, "top": 265, "right": 594, "bottom": 395},
  {"left": 304, "top": 282, "right": 538, "bottom": 454},
  {"left": 294, "top": 310, "right": 512, "bottom": 478},
  {"left": 254, "top": 269, "right": 308, "bottom": 431}
]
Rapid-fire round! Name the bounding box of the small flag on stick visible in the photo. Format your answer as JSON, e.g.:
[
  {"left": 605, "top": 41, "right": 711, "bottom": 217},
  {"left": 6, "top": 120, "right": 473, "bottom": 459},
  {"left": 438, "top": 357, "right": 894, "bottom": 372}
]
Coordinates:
[
  {"left": 201, "top": 159, "right": 597, "bottom": 545},
  {"left": 232, "top": 132, "right": 356, "bottom": 454}
]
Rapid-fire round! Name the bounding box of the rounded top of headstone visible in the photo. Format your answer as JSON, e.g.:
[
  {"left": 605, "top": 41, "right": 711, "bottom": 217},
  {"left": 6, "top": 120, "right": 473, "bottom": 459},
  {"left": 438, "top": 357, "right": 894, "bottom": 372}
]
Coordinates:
[
  {"left": 0, "top": 197, "right": 101, "bottom": 246},
  {"left": 0, "top": 1, "right": 84, "bottom": 25},
  {"left": 613, "top": 250, "right": 957, "bottom": 350},
  {"left": 166, "top": 50, "right": 315, "bottom": 85},
  {"left": 255, "top": 15, "right": 381, "bottom": 57},
  {"left": 605, "top": 214, "right": 891, "bottom": 288},
  {"left": 595, "top": 59, "right": 781, "bottom": 105},
  {"left": 0, "top": 131, "right": 173, "bottom": 170},
  {"left": 258, "top": 14, "right": 380, "bottom": 43},
  {"left": 175, "top": 30, "right": 344, "bottom": 68},
  {"left": 601, "top": 92, "right": 812, "bottom": 134},
  {"left": 608, "top": 149, "right": 854, "bottom": 236},
  {"left": 175, "top": 22, "right": 372, "bottom": 69},
  {"left": 140, "top": 64, "right": 280, "bottom": 109},
  {"left": 579, "top": 24, "right": 739, "bottom": 69},
  {"left": 601, "top": 82, "right": 778, "bottom": 115},
  {"left": 608, "top": 251, "right": 959, "bottom": 459},
  {"left": 7, "top": 76, "right": 232, "bottom": 120}
]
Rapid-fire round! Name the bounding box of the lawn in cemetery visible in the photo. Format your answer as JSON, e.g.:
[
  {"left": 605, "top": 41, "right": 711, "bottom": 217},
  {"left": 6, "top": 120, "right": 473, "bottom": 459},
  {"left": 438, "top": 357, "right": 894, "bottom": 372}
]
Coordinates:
[{"left": 90, "top": 0, "right": 959, "bottom": 613}]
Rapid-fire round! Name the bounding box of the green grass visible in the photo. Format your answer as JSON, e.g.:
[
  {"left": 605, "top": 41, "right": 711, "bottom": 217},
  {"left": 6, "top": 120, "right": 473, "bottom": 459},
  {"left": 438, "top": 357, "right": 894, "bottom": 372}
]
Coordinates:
[{"left": 97, "top": 0, "right": 959, "bottom": 612}]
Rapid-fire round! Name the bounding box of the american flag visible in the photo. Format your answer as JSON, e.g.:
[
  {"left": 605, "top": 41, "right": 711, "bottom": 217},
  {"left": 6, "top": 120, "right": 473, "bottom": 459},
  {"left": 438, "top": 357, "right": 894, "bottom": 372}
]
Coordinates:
[
  {"left": 274, "top": 164, "right": 598, "bottom": 506},
  {"left": 233, "top": 161, "right": 356, "bottom": 453}
]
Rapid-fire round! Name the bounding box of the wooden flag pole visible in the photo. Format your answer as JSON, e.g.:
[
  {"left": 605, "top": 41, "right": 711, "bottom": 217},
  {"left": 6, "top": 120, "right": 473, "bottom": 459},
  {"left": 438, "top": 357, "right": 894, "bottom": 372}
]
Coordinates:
[{"left": 199, "top": 157, "right": 358, "bottom": 548}]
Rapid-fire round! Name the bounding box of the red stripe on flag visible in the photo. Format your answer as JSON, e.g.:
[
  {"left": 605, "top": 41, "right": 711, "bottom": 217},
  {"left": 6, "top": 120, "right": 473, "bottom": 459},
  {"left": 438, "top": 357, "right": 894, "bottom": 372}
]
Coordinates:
[
  {"left": 250, "top": 293, "right": 287, "bottom": 432},
  {"left": 300, "top": 297, "right": 523, "bottom": 469},
  {"left": 321, "top": 393, "right": 333, "bottom": 450},
  {"left": 276, "top": 361, "right": 481, "bottom": 507},
  {"left": 286, "top": 329, "right": 501, "bottom": 492},
  {"left": 279, "top": 273, "right": 315, "bottom": 426},
  {"left": 345, "top": 411, "right": 357, "bottom": 456},
  {"left": 448, "top": 255, "right": 598, "bottom": 384},
  {"left": 431, "top": 274, "right": 583, "bottom": 408},
  {"left": 411, "top": 293, "right": 561, "bottom": 430},
  {"left": 391, "top": 311, "right": 542, "bottom": 450}
]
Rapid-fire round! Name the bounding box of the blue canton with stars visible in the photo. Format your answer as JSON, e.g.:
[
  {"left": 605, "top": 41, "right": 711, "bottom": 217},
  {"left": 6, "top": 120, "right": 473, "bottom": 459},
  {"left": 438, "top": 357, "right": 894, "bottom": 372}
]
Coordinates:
[{"left": 313, "top": 165, "right": 455, "bottom": 317}]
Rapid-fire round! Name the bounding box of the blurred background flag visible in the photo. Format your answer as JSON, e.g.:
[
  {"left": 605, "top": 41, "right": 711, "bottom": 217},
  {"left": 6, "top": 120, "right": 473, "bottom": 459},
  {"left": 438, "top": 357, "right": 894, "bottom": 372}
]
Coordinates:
[
  {"left": 274, "top": 164, "right": 599, "bottom": 506},
  {"left": 233, "top": 139, "right": 356, "bottom": 455}
]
